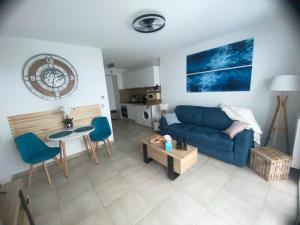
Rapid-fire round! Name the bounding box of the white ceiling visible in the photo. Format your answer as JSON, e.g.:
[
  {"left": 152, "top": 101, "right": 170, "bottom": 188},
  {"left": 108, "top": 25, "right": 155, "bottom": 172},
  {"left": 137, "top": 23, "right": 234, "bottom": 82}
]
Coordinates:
[{"left": 0, "top": 0, "right": 289, "bottom": 70}]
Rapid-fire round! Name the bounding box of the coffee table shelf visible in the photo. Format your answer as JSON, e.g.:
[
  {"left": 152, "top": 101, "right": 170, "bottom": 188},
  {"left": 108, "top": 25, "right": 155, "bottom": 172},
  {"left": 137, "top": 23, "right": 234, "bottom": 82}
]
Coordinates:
[{"left": 140, "top": 137, "right": 198, "bottom": 180}]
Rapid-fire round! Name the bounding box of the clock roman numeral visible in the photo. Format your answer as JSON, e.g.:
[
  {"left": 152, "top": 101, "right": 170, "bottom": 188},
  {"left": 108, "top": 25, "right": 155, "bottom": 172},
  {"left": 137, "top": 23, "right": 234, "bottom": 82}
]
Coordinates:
[
  {"left": 46, "top": 58, "right": 54, "bottom": 64},
  {"left": 46, "top": 55, "right": 55, "bottom": 68}
]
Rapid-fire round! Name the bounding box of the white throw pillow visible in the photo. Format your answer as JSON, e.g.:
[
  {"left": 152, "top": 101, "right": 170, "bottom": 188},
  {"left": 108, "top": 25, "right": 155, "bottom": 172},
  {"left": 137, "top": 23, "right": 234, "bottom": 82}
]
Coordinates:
[{"left": 164, "top": 113, "right": 181, "bottom": 125}]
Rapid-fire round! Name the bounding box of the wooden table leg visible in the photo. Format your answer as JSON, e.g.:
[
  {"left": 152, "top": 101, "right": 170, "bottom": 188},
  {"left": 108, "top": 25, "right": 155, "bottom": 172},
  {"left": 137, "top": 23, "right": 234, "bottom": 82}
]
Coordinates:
[
  {"left": 60, "top": 140, "right": 69, "bottom": 178},
  {"left": 59, "top": 141, "right": 63, "bottom": 163}
]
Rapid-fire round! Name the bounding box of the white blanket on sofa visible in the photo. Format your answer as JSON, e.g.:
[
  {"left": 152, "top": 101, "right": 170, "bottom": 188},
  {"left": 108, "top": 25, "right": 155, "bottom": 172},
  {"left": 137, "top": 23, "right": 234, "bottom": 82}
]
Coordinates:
[{"left": 220, "top": 104, "right": 262, "bottom": 145}]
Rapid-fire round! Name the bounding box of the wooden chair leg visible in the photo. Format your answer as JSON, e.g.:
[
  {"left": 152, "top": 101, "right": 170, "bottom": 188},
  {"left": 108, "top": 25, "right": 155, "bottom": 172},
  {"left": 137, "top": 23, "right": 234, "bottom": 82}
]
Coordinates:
[
  {"left": 104, "top": 139, "right": 112, "bottom": 160},
  {"left": 91, "top": 145, "right": 99, "bottom": 165},
  {"left": 87, "top": 137, "right": 99, "bottom": 164},
  {"left": 27, "top": 165, "right": 33, "bottom": 186},
  {"left": 107, "top": 139, "right": 113, "bottom": 150},
  {"left": 54, "top": 156, "right": 63, "bottom": 170},
  {"left": 83, "top": 135, "right": 94, "bottom": 159},
  {"left": 95, "top": 141, "right": 99, "bottom": 152},
  {"left": 43, "top": 162, "right": 52, "bottom": 185}
]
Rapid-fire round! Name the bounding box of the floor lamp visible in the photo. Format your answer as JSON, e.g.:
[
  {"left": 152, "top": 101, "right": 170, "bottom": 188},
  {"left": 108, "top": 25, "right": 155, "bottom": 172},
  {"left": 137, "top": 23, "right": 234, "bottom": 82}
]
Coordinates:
[{"left": 264, "top": 75, "right": 300, "bottom": 152}]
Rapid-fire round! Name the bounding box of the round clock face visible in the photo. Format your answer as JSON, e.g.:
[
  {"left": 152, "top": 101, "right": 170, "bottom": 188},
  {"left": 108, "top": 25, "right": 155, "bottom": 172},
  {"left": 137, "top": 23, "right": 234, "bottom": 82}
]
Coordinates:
[{"left": 23, "top": 54, "right": 78, "bottom": 100}]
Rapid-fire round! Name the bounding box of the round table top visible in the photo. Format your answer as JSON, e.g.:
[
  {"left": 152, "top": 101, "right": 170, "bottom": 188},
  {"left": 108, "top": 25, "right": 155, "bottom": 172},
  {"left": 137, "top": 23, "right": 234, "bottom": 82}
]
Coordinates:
[{"left": 47, "top": 125, "right": 95, "bottom": 141}]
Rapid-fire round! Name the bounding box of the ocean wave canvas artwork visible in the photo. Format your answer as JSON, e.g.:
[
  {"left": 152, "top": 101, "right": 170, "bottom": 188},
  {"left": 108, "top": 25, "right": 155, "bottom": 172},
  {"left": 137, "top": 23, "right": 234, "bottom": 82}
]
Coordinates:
[
  {"left": 186, "top": 39, "right": 254, "bottom": 92},
  {"left": 187, "top": 67, "right": 252, "bottom": 92}
]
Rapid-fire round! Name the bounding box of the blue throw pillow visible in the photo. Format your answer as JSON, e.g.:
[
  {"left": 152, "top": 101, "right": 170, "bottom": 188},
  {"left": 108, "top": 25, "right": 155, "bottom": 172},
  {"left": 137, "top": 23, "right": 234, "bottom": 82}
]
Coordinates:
[{"left": 164, "top": 113, "right": 181, "bottom": 125}]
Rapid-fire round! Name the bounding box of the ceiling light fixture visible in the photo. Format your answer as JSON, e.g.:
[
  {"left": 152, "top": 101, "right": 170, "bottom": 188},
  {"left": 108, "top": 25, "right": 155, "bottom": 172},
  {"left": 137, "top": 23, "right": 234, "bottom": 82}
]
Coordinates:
[
  {"left": 106, "top": 63, "right": 115, "bottom": 74},
  {"left": 132, "top": 13, "right": 166, "bottom": 33},
  {"left": 106, "top": 63, "right": 115, "bottom": 69}
]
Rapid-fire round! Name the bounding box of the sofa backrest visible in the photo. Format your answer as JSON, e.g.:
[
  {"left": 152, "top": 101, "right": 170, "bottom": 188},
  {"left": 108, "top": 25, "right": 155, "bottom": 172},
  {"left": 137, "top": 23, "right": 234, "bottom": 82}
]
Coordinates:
[
  {"left": 175, "top": 105, "right": 204, "bottom": 126},
  {"left": 175, "top": 105, "right": 232, "bottom": 130}
]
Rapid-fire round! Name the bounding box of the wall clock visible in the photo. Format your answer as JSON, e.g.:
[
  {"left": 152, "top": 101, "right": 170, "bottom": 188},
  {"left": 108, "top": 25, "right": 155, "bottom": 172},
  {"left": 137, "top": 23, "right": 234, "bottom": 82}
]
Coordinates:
[{"left": 23, "top": 54, "right": 78, "bottom": 100}]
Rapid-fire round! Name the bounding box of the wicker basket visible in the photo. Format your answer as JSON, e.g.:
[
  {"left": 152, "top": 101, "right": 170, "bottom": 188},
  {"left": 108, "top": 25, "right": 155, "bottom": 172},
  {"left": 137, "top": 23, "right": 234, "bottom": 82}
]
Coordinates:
[{"left": 249, "top": 146, "right": 292, "bottom": 181}]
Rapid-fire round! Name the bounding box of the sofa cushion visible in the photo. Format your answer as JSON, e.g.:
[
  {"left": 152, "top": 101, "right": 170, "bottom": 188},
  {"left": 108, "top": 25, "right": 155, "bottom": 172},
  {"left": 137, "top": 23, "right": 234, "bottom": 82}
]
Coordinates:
[
  {"left": 189, "top": 126, "right": 234, "bottom": 152},
  {"left": 201, "top": 107, "right": 232, "bottom": 130},
  {"left": 164, "top": 113, "right": 181, "bottom": 125},
  {"left": 223, "top": 121, "right": 249, "bottom": 139},
  {"left": 175, "top": 105, "right": 204, "bottom": 126},
  {"left": 165, "top": 123, "right": 197, "bottom": 140}
]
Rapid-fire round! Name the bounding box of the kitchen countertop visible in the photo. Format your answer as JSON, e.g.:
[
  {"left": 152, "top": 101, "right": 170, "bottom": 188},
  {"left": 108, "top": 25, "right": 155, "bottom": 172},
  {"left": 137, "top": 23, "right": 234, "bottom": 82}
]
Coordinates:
[{"left": 120, "top": 102, "right": 160, "bottom": 106}]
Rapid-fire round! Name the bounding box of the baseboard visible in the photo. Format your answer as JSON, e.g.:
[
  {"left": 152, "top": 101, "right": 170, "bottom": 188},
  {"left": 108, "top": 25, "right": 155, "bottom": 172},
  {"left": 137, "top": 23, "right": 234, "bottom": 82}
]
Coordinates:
[{"left": 12, "top": 140, "right": 113, "bottom": 180}]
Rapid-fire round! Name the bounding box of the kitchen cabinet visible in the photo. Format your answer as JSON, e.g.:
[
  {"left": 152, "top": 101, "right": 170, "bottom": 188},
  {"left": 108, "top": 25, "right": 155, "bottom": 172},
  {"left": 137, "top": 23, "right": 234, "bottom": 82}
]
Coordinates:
[
  {"left": 127, "top": 104, "right": 137, "bottom": 120},
  {"left": 123, "top": 66, "right": 160, "bottom": 89}
]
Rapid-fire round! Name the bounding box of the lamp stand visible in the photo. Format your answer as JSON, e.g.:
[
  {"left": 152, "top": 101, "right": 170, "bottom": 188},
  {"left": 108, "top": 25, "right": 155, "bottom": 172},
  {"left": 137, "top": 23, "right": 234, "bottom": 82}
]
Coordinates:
[{"left": 264, "top": 95, "right": 290, "bottom": 151}]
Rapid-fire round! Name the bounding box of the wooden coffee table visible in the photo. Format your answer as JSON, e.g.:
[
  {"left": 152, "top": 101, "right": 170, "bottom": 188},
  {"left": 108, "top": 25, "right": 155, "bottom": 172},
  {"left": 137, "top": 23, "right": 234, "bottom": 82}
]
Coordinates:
[{"left": 140, "top": 137, "right": 198, "bottom": 180}]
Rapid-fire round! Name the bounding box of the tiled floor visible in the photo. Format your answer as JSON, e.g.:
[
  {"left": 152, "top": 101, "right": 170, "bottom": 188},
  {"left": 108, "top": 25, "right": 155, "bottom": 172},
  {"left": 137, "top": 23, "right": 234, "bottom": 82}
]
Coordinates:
[{"left": 22, "top": 119, "right": 298, "bottom": 225}]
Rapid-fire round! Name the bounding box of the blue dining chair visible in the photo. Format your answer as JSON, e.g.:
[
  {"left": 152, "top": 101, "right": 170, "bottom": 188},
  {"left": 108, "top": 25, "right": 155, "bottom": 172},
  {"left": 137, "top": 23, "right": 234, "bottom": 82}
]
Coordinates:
[
  {"left": 89, "top": 117, "right": 112, "bottom": 159},
  {"left": 15, "top": 132, "right": 61, "bottom": 186}
]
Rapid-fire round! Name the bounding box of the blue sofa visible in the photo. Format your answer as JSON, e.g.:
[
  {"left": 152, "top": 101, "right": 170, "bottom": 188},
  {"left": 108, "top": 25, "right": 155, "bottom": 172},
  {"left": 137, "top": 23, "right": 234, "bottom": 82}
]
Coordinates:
[{"left": 160, "top": 105, "right": 254, "bottom": 166}]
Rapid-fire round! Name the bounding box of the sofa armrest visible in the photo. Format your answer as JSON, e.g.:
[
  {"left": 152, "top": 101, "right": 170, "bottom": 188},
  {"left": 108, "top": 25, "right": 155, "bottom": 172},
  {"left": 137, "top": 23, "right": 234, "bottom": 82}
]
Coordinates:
[
  {"left": 233, "top": 129, "right": 254, "bottom": 167},
  {"left": 159, "top": 117, "right": 168, "bottom": 135}
]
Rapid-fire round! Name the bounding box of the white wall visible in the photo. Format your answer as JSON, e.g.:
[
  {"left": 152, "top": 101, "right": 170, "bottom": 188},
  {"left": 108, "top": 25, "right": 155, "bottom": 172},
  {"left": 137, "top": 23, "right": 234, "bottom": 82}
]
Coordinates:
[
  {"left": 105, "top": 75, "right": 117, "bottom": 110},
  {"left": 160, "top": 16, "right": 300, "bottom": 153},
  {"left": 104, "top": 67, "right": 126, "bottom": 117},
  {"left": 104, "top": 67, "right": 125, "bottom": 89},
  {"left": 0, "top": 37, "right": 112, "bottom": 182}
]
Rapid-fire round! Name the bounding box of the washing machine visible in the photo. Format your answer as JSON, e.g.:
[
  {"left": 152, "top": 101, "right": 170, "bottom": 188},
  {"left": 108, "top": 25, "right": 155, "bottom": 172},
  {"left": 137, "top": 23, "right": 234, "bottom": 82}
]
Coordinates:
[{"left": 140, "top": 106, "right": 152, "bottom": 127}]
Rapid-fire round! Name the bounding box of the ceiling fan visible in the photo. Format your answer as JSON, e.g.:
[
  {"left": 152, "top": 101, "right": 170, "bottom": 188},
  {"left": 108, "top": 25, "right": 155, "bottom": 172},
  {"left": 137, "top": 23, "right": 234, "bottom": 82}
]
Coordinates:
[{"left": 132, "top": 13, "right": 166, "bottom": 33}]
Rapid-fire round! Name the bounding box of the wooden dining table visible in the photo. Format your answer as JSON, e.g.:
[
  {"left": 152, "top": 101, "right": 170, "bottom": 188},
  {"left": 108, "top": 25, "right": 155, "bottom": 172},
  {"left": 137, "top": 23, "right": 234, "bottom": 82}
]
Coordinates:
[{"left": 47, "top": 125, "right": 98, "bottom": 178}]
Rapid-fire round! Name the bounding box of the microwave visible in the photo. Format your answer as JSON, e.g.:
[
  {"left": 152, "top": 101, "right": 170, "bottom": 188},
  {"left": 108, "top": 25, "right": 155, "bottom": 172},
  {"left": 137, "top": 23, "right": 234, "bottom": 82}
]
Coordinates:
[{"left": 147, "top": 92, "right": 161, "bottom": 101}]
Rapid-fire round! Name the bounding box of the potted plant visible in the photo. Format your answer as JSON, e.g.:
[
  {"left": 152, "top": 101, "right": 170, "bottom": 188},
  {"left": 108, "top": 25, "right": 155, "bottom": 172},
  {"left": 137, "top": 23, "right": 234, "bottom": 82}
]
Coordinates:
[
  {"left": 58, "top": 106, "right": 74, "bottom": 129},
  {"left": 63, "top": 115, "right": 73, "bottom": 129}
]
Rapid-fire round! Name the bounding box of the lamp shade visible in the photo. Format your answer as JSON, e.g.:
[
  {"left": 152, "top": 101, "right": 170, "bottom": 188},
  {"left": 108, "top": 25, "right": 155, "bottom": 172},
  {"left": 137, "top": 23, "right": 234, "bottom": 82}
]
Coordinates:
[
  {"left": 159, "top": 103, "right": 168, "bottom": 111},
  {"left": 270, "top": 75, "right": 300, "bottom": 92}
]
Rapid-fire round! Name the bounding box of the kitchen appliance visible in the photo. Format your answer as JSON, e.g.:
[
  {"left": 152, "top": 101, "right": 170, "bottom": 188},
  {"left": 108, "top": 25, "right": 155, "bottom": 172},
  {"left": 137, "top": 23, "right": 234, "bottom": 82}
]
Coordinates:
[
  {"left": 139, "top": 106, "right": 152, "bottom": 127},
  {"left": 147, "top": 91, "right": 161, "bottom": 102},
  {"left": 135, "top": 105, "right": 160, "bottom": 128},
  {"left": 120, "top": 105, "right": 128, "bottom": 119}
]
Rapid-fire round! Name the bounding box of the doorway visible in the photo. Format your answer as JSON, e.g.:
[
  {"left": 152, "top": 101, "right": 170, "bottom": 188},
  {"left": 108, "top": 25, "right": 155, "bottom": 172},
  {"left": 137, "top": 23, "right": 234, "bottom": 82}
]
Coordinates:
[{"left": 105, "top": 75, "right": 120, "bottom": 119}]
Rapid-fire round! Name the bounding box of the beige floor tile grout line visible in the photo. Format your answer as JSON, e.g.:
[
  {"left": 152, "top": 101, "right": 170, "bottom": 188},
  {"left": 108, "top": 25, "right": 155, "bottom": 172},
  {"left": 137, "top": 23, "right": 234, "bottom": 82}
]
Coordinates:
[
  {"left": 202, "top": 165, "right": 237, "bottom": 225},
  {"left": 132, "top": 173, "right": 176, "bottom": 224},
  {"left": 54, "top": 185, "right": 64, "bottom": 225},
  {"left": 256, "top": 182, "right": 271, "bottom": 225},
  {"left": 102, "top": 168, "right": 153, "bottom": 225},
  {"left": 87, "top": 173, "right": 116, "bottom": 225}
]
